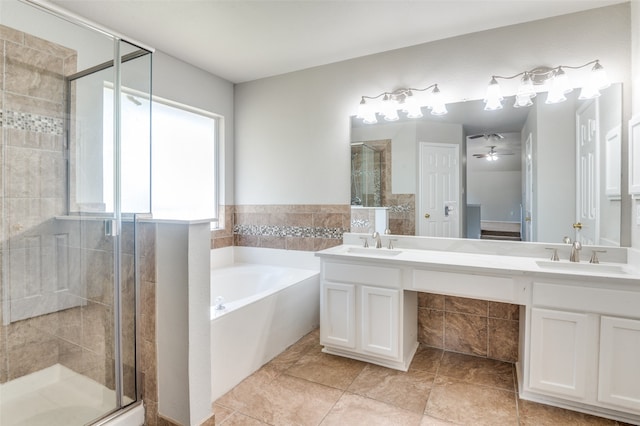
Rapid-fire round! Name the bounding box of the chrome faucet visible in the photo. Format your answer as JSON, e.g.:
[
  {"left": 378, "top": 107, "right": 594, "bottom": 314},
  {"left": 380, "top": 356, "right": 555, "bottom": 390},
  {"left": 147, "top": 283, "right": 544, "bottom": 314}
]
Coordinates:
[
  {"left": 570, "top": 241, "right": 582, "bottom": 262},
  {"left": 371, "top": 231, "right": 382, "bottom": 248}
]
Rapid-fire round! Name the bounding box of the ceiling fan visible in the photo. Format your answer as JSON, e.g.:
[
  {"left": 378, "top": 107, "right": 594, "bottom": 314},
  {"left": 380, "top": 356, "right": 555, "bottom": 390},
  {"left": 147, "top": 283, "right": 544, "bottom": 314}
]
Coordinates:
[
  {"left": 469, "top": 133, "right": 504, "bottom": 140},
  {"left": 472, "top": 146, "right": 514, "bottom": 161}
]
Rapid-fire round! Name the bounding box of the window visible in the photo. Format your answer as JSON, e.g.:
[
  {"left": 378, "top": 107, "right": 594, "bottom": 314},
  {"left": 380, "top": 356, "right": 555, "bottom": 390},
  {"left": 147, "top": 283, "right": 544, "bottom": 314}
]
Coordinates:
[{"left": 103, "top": 88, "right": 220, "bottom": 225}]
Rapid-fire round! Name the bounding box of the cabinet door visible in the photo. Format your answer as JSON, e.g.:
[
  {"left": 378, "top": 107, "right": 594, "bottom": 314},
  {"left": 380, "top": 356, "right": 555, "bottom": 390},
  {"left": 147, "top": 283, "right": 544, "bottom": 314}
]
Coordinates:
[
  {"left": 598, "top": 316, "right": 640, "bottom": 412},
  {"left": 529, "top": 308, "right": 589, "bottom": 399},
  {"left": 360, "top": 286, "right": 399, "bottom": 359},
  {"left": 320, "top": 282, "right": 356, "bottom": 349}
]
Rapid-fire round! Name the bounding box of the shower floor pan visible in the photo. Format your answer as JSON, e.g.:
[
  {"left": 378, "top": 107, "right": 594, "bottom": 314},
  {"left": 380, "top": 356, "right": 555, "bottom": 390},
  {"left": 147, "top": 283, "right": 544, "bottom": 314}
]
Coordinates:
[{"left": 0, "top": 364, "right": 131, "bottom": 426}]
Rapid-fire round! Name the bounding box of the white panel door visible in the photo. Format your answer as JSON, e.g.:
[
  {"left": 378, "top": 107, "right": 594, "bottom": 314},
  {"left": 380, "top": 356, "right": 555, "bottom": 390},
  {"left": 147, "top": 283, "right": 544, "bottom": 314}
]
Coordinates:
[
  {"left": 529, "top": 308, "right": 589, "bottom": 399},
  {"left": 320, "top": 282, "right": 356, "bottom": 349},
  {"left": 598, "top": 316, "right": 640, "bottom": 412},
  {"left": 417, "top": 142, "right": 460, "bottom": 237},
  {"left": 576, "top": 100, "right": 600, "bottom": 245},
  {"left": 360, "top": 286, "right": 399, "bottom": 359}
]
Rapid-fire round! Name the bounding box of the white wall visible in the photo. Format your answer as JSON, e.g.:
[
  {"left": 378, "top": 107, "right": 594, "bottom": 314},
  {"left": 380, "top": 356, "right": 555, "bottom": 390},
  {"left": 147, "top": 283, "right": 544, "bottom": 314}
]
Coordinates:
[
  {"left": 467, "top": 171, "right": 522, "bottom": 223},
  {"left": 535, "top": 97, "right": 577, "bottom": 243},
  {"left": 632, "top": 0, "right": 640, "bottom": 250},
  {"left": 235, "top": 4, "right": 632, "bottom": 210}
]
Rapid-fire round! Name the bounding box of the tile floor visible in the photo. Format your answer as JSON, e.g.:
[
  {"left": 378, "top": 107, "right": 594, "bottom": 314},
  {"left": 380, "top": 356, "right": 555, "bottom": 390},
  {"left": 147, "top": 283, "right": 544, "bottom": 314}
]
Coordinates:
[{"left": 214, "top": 328, "right": 632, "bottom": 426}]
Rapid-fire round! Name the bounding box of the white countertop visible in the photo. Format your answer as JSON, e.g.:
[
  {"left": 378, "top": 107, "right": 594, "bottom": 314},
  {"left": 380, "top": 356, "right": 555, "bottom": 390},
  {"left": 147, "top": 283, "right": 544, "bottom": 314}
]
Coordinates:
[{"left": 316, "top": 244, "right": 640, "bottom": 284}]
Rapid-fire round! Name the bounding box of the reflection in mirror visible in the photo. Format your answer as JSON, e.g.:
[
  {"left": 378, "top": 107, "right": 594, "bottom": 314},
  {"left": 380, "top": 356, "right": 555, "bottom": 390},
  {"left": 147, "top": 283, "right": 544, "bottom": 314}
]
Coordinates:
[{"left": 350, "top": 83, "right": 623, "bottom": 246}]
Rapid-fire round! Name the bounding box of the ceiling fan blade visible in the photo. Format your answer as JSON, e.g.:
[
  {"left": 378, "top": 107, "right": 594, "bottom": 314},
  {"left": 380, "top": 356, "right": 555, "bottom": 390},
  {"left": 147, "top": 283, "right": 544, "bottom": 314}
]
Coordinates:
[
  {"left": 469, "top": 134, "right": 486, "bottom": 139},
  {"left": 472, "top": 154, "right": 488, "bottom": 158}
]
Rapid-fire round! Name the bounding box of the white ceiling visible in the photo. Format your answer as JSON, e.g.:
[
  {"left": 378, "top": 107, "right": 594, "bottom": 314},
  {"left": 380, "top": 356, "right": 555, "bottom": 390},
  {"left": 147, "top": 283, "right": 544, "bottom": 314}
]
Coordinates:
[{"left": 49, "top": 0, "right": 626, "bottom": 84}]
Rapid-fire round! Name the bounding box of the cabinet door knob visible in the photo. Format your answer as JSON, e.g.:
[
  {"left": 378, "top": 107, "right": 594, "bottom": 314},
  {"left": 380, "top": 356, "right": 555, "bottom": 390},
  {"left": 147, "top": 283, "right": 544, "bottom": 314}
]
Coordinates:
[
  {"left": 573, "top": 222, "right": 583, "bottom": 230},
  {"left": 424, "top": 213, "right": 430, "bottom": 219}
]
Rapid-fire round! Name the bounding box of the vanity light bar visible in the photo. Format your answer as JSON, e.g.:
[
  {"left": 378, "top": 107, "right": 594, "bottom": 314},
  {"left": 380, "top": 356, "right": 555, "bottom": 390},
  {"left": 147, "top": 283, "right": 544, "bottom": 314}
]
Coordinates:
[
  {"left": 356, "top": 84, "right": 447, "bottom": 124},
  {"left": 484, "top": 60, "right": 610, "bottom": 111}
]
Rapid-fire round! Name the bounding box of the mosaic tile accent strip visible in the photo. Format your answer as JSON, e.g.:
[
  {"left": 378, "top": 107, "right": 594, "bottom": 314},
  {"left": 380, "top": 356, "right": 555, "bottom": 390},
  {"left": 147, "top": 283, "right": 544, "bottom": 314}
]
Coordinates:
[
  {"left": 234, "top": 224, "right": 347, "bottom": 239},
  {"left": 351, "top": 218, "right": 370, "bottom": 228},
  {"left": 387, "top": 204, "right": 413, "bottom": 213},
  {"left": 1, "top": 109, "right": 64, "bottom": 135}
]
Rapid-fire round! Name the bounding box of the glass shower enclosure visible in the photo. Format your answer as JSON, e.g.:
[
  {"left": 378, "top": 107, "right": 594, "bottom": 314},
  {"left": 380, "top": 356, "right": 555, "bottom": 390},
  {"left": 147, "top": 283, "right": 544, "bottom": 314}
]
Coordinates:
[
  {"left": 0, "top": 1, "right": 151, "bottom": 425},
  {"left": 351, "top": 142, "right": 382, "bottom": 207}
]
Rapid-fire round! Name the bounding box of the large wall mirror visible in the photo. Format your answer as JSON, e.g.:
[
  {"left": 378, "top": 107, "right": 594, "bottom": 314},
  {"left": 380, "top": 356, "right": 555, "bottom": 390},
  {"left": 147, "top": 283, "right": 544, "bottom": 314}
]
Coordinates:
[{"left": 350, "top": 83, "right": 625, "bottom": 246}]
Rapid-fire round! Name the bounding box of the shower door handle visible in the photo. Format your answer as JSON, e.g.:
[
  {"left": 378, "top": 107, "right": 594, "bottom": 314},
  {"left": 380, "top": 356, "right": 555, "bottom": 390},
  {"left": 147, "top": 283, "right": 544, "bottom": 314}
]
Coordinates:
[{"left": 104, "top": 219, "right": 120, "bottom": 237}]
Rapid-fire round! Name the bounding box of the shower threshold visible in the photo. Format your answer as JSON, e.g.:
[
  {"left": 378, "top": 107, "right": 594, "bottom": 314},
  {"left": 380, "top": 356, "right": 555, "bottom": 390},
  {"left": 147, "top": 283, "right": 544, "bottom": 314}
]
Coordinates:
[{"left": 0, "top": 364, "right": 132, "bottom": 426}]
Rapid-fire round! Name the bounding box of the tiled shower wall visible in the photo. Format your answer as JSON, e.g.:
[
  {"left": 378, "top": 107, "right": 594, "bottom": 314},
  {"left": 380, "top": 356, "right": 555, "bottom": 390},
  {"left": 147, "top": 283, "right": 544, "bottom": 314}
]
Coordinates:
[
  {"left": 0, "top": 24, "right": 77, "bottom": 383},
  {"left": 0, "top": 24, "right": 149, "bottom": 403},
  {"left": 350, "top": 139, "right": 416, "bottom": 235}
]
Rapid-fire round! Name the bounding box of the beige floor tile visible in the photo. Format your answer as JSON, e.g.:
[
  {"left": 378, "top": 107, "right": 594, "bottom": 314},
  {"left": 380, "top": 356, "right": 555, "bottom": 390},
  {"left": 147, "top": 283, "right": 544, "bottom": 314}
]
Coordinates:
[
  {"left": 436, "top": 351, "right": 515, "bottom": 391},
  {"left": 285, "top": 350, "right": 366, "bottom": 390},
  {"left": 425, "top": 377, "right": 518, "bottom": 425},
  {"left": 220, "top": 374, "right": 342, "bottom": 425},
  {"left": 268, "top": 329, "right": 322, "bottom": 373},
  {"left": 217, "top": 411, "right": 270, "bottom": 425},
  {"left": 320, "top": 393, "right": 423, "bottom": 426},
  {"left": 215, "top": 367, "right": 279, "bottom": 412},
  {"left": 518, "top": 399, "right": 619, "bottom": 426},
  {"left": 348, "top": 364, "right": 435, "bottom": 413},
  {"left": 212, "top": 404, "right": 234, "bottom": 424},
  {"left": 420, "top": 415, "right": 460, "bottom": 425},
  {"left": 409, "top": 345, "right": 444, "bottom": 373}
]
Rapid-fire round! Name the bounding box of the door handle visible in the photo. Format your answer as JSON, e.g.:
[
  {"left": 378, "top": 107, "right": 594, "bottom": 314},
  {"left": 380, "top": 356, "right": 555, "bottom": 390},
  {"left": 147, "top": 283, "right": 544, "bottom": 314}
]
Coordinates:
[
  {"left": 424, "top": 213, "right": 430, "bottom": 219},
  {"left": 573, "top": 222, "right": 583, "bottom": 230},
  {"left": 525, "top": 217, "right": 531, "bottom": 222}
]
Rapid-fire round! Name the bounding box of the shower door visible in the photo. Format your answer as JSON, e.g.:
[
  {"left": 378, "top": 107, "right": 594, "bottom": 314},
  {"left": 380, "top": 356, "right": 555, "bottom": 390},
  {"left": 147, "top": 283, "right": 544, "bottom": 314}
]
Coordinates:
[{"left": 0, "top": 2, "right": 151, "bottom": 425}]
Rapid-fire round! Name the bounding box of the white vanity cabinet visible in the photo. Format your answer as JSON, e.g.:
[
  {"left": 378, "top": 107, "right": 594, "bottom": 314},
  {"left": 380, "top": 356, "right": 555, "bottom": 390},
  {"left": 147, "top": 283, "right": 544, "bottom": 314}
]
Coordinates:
[
  {"left": 526, "top": 280, "right": 640, "bottom": 419},
  {"left": 319, "top": 259, "right": 418, "bottom": 371}
]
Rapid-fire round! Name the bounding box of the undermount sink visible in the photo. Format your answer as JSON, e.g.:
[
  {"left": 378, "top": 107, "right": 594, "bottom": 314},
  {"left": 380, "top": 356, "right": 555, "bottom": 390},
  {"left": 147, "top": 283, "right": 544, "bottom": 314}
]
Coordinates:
[
  {"left": 345, "top": 247, "right": 402, "bottom": 257},
  {"left": 536, "top": 259, "right": 629, "bottom": 275}
]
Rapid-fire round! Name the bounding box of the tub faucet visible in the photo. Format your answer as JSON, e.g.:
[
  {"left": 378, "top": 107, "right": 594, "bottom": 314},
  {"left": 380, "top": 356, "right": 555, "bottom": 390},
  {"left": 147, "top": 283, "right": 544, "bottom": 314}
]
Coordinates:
[
  {"left": 570, "top": 241, "right": 582, "bottom": 262},
  {"left": 372, "top": 231, "right": 382, "bottom": 248},
  {"left": 214, "top": 296, "right": 226, "bottom": 311}
]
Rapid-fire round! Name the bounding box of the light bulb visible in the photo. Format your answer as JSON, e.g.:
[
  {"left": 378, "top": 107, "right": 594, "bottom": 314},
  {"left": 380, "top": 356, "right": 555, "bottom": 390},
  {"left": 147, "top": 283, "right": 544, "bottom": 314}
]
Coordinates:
[
  {"left": 514, "top": 94, "right": 533, "bottom": 108},
  {"left": 403, "top": 91, "right": 423, "bottom": 118},
  {"left": 356, "top": 98, "right": 368, "bottom": 119},
  {"left": 484, "top": 77, "right": 503, "bottom": 110},
  {"left": 545, "top": 87, "right": 566, "bottom": 104},
  {"left": 362, "top": 112, "right": 377, "bottom": 124},
  {"left": 554, "top": 67, "right": 573, "bottom": 94},
  {"left": 546, "top": 68, "right": 569, "bottom": 104},
  {"left": 382, "top": 94, "right": 399, "bottom": 121},
  {"left": 590, "top": 61, "right": 610, "bottom": 90},
  {"left": 429, "top": 85, "right": 448, "bottom": 116},
  {"left": 516, "top": 73, "right": 536, "bottom": 99},
  {"left": 578, "top": 85, "right": 601, "bottom": 100}
]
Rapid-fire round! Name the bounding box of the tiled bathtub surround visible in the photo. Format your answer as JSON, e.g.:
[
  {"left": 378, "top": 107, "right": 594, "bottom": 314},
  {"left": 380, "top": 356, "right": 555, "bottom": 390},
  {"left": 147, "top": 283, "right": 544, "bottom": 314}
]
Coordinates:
[
  {"left": 211, "top": 205, "right": 234, "bottom": 248},
  {"left": 418, "top": 293, "right": 519, "bottom": 362},
  {"left": 233, "top": 205, "right": 350, "bottom": 251}
]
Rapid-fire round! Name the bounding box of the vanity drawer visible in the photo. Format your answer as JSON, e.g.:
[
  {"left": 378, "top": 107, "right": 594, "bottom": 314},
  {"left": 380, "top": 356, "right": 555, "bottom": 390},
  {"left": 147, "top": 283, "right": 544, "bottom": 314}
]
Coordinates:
[
  {"left": 412, "top": 269, "right": 525, "bottom": 304},
  {"left": 532, "top": 282, "right": 640, "bottom": 318},
  {"left": 323, "top": 261, "right": 401, "bottom": 288}
]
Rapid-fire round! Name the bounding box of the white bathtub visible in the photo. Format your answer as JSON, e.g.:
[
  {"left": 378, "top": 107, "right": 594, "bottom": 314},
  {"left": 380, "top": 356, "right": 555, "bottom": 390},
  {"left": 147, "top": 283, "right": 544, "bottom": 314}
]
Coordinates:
[{"left": 210, "top": 251, "right": 320, "bottom": 401}]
